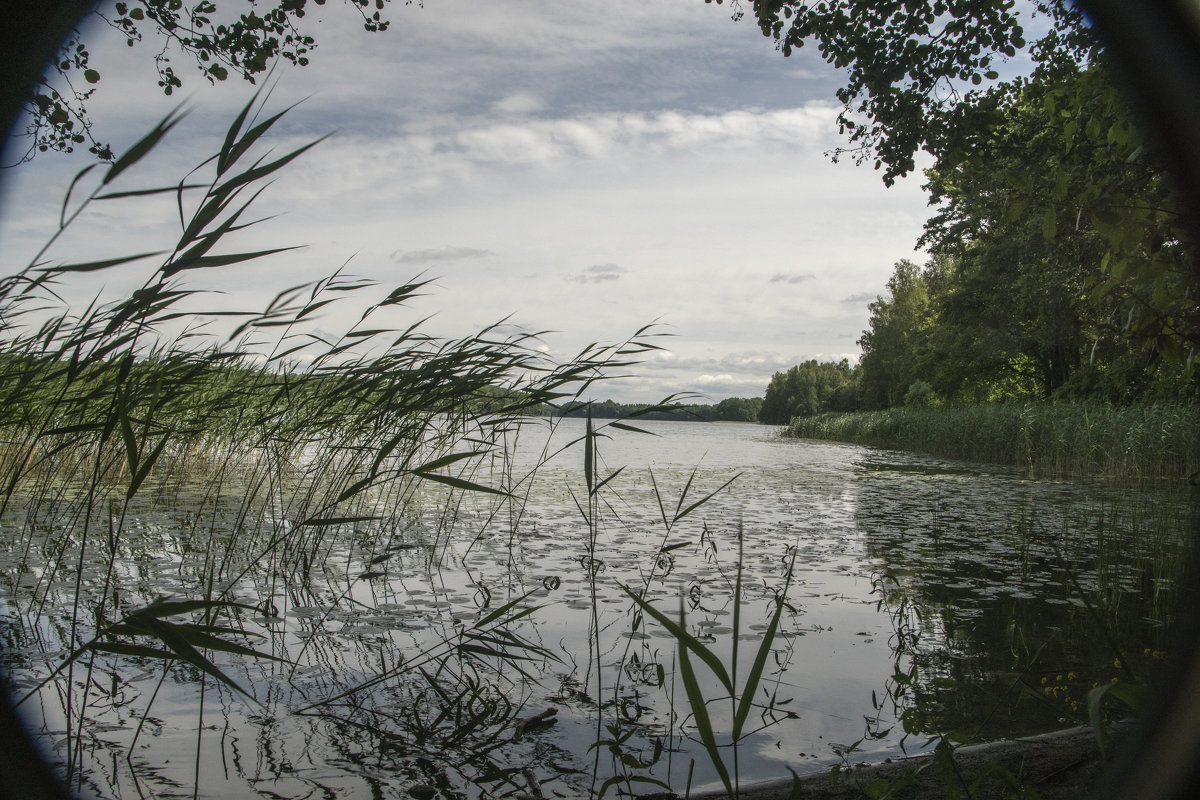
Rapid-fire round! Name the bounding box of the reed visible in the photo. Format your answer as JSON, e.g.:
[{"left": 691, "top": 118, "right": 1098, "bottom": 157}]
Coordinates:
[
  {"left": 785, "top": 402, "right": 1200, "bottom": 481},
  {"left": 0, "top": 93, "right": 680, "bottom": 798}
]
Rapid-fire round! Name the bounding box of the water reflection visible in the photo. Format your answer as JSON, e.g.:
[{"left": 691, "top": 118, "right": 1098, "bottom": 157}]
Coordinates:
[
  {"left": 851, "top": 452, "right": 1194, "bottom": 746},
  {"left": 0, "top": 418, "right": 1193, "bottom": 798}
]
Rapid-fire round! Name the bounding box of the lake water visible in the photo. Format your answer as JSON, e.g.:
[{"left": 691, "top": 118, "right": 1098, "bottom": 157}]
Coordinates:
[{"left": 1, "top": 417, "right": 1194, "bottom": 799}]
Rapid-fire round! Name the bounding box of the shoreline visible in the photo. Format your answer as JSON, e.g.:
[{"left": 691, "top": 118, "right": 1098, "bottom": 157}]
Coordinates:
[{"left": 678, "top": 724, "right": 1130, "bottom": 800}]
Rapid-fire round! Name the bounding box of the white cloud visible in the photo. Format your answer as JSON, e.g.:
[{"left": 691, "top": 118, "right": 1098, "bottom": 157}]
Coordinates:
[
  {"left": 358, "top": 105, "right": 842, "bottom": 179},
  {"left": 769, "top": 272, "right": 817, "bottom": 284},
  {"left": 695, "top": 373, "right": 736, "bottom": 385},
  {"left": 391, "top": 246, "right": 493, "bottom": 263},
  {"left": 569, "top": 264, "right": 626, "bottom": 284},
  {"left": 493, "top": 92, "right": 546, "bottom": 115}
]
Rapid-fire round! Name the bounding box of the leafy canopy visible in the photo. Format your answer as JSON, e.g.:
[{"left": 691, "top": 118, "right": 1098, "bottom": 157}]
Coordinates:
[{"left": 714, "top": 0, "right": 1099, "bottom": 184}]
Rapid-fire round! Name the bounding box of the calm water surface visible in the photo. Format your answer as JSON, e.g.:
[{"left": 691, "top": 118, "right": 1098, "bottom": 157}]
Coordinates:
[{"left": 1, "top": 417, "right": 1193, "bottom": 798}]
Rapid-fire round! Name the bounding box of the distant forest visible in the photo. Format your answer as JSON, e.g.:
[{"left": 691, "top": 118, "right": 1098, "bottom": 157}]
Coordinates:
[{"left": 556, "top": 396, "right": 763, "bottom": 423}]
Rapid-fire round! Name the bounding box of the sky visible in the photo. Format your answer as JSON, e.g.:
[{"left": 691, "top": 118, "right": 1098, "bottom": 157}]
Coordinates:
[{"left": 0, "top": 0, "right": 938, "bottom": 404}]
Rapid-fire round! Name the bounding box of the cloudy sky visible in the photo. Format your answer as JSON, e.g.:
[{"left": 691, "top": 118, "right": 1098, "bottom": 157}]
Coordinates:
[{"left": 0, "top": 0, "right": 936, "bottom": 403}]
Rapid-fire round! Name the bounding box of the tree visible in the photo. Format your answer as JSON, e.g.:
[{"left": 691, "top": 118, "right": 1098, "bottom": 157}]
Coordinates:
[
  {"left": 716, "top": 0, "right": 1099, "bottom": 184},
  {"left": 858, "top": 259, "right": 934, "bottom": 408},
  {"left": 921, "top": 56, "right": 1197, "bottom": 394},
  {"left": 714, "top": 396, "right": 763, "bottom": 422},
  {"left": 760, "top": 359, "right": 859, "bottom": 423},
  {"left": 7, "top": 0, "right": 415, "bottom": 166}
]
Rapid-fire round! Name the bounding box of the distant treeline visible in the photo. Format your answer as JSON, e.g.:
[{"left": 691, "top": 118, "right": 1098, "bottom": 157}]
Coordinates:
[{"left": 555, "top": 396, "right": 763, "bottom": 422}]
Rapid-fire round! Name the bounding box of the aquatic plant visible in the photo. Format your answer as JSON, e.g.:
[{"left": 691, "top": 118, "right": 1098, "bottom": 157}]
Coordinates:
[
  {"left": 0, "top": 92, "right": 682, "bottom": 798},
  {"left": 785, "top": 402, "right": 1200, "bottom": 482},
  {"left": 622, "top": 525, "right": 797, "bottom": 799}
]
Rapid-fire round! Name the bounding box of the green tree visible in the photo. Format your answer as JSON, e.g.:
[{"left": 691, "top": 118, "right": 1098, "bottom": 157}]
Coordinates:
[
  {"left": 714, "top": 396, "right": 762, "bottom": 422},
  {"left": 729, "top": 1, "right": 1195, "bottom": 383},
  {"left": 920, "top": 57, "right": 1197, "bottom": 397},
  {"left": 858, "top": 259, "right": 934, "bottom": 408},
  {"left": 760, "top": 359, "right": 858, "bottom": 423}
]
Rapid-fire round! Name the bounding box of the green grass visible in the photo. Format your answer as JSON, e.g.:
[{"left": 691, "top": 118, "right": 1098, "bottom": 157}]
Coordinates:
[{"left": 784, "top": 402, "right": 1200, "bottom": 481}]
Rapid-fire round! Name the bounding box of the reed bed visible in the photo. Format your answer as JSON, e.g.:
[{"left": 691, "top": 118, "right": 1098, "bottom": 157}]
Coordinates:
[
  {"left": 0, "top": 94, "right": 690, "bottom": 798},
  {"left": 785, "top": 402, "right": 1200, "bottom": 481}
]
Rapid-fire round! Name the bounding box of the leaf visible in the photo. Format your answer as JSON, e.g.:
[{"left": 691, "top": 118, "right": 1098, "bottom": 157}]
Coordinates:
[
  {"left": 411, "top": 451, "right": 486, "bottom": 472},
  {"left": 116, "top": 391, "right": 139, "bottom": 482},
  {"left": 219, "top": 99, "right": 304, "bottom": 177},
  {"left": 164, "top": 246, "right": 301, "bottom": 277},
  {"left": 674, "top": 473, "right": 740, "bottom": 524},
  {"left": 132, "top": 617, "right": 258, "bottom": 701},
  {"left": 128, "top": 434, "right": 170, "bottom": 498},
  {"left": 1087, "top": 679, "right": 1145, "bottom": 755},
  {"left": 592, "top": 466, "right": 626, "bottom": 495},
  {"left": 129, "top": 597, "right": 260, "bottom": 620},
  {"left": 84, "top": 69, "right": 100, "bottom": 84},
  {"left": 96, "top": 184, "right": 206, "bottom": 200},
  {"left": 42, "top": 251, "right": 166, "bottom": 273},
  {"left": 584, "top": 411, "right": 595, "bottom": 494},
  {"left": 621, "top": 586, "right": 732, "bottom": 693},
  {"left": 297, "top": 515, "right": 383, "bottom": 528},
  {"left": 212, "top": 136, "right": 327, "bottom": 199},
  {"left": 88, "top": 641, "right": 175, "bottom": 660},
  {"left": 334, "top": 474, "right": 378, "bottom": 504},
  {"left": 158, "top": 624, "right": 289, "bottom": 663},
  {"left": 733, "top": 595, "right": 785, "bottom": 739},
  {"left": 679, "top": 643, "right": 733, "bottom": 797},
  {"left": 607, "top": 421, "right": 654, "bottom": 435},
  {"left": 1042, "top": 208, "right": 1057, "bottom": 241},
  {"left": 473, "top": 588, "right": 540, "bottom": 630},
  {"left": 103, "top": 106, "right": 188, "bottom": 185},
  {"left": 413, "top": 470, "right": 511, "bottom": 497}
]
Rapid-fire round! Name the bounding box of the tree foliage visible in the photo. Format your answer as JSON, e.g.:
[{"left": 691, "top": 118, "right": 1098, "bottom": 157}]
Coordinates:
[
  {"left": 8, "top": 0, "right": 415, "bottom": 166},
  {"left": 760, "top": 359, "right": 859, "bottom": 424},
  {"left": 826, "top": 22, "right": 1198, "bottom": 410},
  {"left": 857, "top": 259, "right": 933, "bottom": 407},
  {"left": 717, "top": 0, "right": 1099, "bottom": 184}
]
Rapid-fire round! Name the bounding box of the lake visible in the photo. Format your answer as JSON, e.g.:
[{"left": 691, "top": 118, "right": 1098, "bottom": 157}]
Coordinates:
[{"left": 1, "top": 416, "right": 1193, "bottom": 799}]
